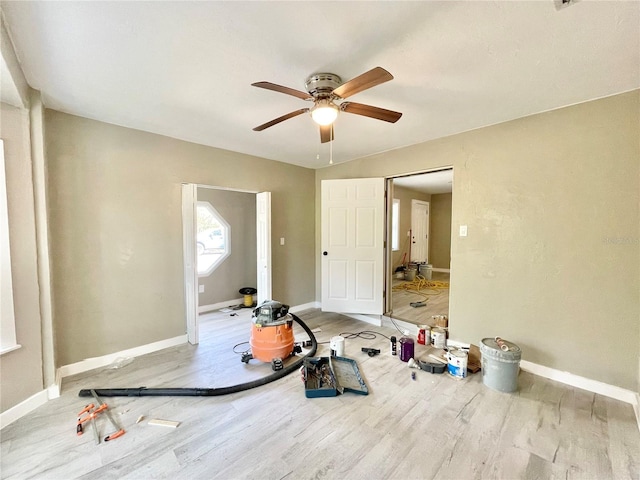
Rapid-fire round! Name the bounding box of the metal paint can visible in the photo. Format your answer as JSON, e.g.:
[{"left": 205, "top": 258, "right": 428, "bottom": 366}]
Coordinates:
[
  {"left": 447, "top": 349, "right": 468, "bottom": 379},
  {"left": 431, "top": 328, "right": 446, "bottom": 349},
  {"left": 417, "top": 325, "right": 429, "bottom": 345}
]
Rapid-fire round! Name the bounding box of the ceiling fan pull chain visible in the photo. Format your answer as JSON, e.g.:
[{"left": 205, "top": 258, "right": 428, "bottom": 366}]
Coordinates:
[{"left": 329, "top": 128, "right": 333, "bottom": 165}]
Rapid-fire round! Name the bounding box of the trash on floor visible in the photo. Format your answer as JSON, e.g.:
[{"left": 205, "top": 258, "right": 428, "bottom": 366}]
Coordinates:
[{"left": 148, "top": 419, "right": 180, "bottom": 428}]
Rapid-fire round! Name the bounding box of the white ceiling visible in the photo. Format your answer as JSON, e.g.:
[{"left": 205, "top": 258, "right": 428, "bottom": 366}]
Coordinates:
[{"left": 1, "top": 1, "right": 638, "bottom": 170}]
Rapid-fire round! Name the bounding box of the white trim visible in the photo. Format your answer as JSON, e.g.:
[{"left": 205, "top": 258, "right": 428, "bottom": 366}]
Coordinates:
[
  {"left": 431, "top": 268, "right": 450, "bottom": 273},
  {"left": 290, "top": 302, "right": 321, "bottom": 313},
  {"left": 634, "top": 394, "right": 640, "bottom": 433},
  {"left": 30, "top": 90, "right": 56, "bottom": 391},
  {"left": 519, "top": 360, "right": 638, "bottom": 406},
  {"left": 57, "top": 335, "right": 187, "bottom": 378},
  {"left": 198, "top": 298, "right": 244, "bottom": 314},
  {"left": 182, "top": 184, "right": 198, "bottom": 345},
  {"left": 200, "top": 301, "right": 322, "bottom": 316},
  {"left": 381, "top": 314, "right": 415, "bottom": 333},
  {"left": 256, "top": 192, "right": 272, "bottom": 305},
  {"left": 0, "top": 139, "right": 19, "bottom": 354},
  {"left": 342, "top": 313, "right": 382, "bottom": 327},
  {"left": 0, "top": 344, "right": 21, "bottom": 355},
  {"left": 0, "top": 14, "right": 30, "bottom": 108},
  {"left": 47, "top": 369, "right": 62, "bottom": 399},
  {"left": 0, "top": 389, "right": 48, "bottom": 429}
]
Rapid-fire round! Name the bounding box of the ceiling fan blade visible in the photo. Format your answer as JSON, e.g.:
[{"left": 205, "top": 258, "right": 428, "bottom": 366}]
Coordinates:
[
  {"left": 332, "top": 67, "right": 394, "bottom": 99},
  {"left": 340, "top": 102, "right": 402, "bottom": 123},
  {"left": 252, "top": 82, "right": 313, "bottom": 101},
  {"left": 253, "top": 108, "right": 309, "bottom": 131},
  {"left": 320, "top": 124, "right": 334, "bottom": 143}
]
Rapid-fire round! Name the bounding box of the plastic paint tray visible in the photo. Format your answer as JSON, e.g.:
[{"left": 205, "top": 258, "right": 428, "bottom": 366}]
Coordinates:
[{"left": 303, "top": 356, "right": 368, "bottom": 397}]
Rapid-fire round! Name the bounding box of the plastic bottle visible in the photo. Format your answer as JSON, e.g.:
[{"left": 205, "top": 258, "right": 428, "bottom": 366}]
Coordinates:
[
  {"left": 390, "top": 336, "right": 397, "bottom": 355},
  {"left": 399, "top": 330, "right": 415, "bottom": 362}
]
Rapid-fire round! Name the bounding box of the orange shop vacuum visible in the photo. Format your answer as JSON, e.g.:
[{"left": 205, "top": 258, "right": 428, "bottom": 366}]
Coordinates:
[{"left": 241, "top": 300, "right": 301, "bottom": 371}]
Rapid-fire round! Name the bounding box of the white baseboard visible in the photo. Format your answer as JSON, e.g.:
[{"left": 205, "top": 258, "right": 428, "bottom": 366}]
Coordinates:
[
  {"left": 431, "top": 268, "right": 450, "bottom": 273},
  {"left": 0, "top": 389, "right": 48, "bottom": 429},
  {"left": 200, "top": 300, "right": 321, "bottom": 316},
  {"left": 343, "top": 313, "right": 382, "bottom": 327},
  {"left": 58, "top": 334, "right": 187, "bottom": 378},
  {"left": 519, "top": 360, "right": 638, "bottom": 406},
  {"left": 382, "top": 315, "right": 415, "bottom": 332},
  {"left": 198, "top": 298, "right": 244, "bottom": 314},
  {"left": 290, "top": 301, "right": 321, "bottom": 313}
]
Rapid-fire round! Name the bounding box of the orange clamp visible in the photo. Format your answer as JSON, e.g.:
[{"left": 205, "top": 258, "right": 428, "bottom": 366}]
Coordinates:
[{"left": 104, "top": 429, "right": 125, "bottom": 441}]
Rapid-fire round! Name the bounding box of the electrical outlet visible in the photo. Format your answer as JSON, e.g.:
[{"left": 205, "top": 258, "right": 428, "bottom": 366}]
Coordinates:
[
  {"left": 459, "top": 225, "right": 468, "bottom": 237},
  {"left": 198, "top": 285, "right": 204, "bottom": 293}
]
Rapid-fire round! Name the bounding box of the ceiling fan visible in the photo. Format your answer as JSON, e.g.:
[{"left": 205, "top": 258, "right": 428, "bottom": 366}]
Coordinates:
[{"left": 252, "top": 67, "right": 402, "bottom": 143}]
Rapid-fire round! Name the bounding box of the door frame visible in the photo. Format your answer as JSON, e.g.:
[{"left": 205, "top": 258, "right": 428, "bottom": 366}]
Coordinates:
[
  {"left": 385, "top": 167, "right": 453, "bottom": 316},
  {"left": 182, "top": 184, "right": 271, "bottom": 345}
]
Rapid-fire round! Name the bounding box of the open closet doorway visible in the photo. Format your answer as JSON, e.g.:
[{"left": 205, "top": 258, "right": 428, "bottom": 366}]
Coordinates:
[
  {"left": 389, "top": 169, "right": 452, "bottom": 326},
  {"left": 182, "top": 184, "right": 271, "bottom": 344}
]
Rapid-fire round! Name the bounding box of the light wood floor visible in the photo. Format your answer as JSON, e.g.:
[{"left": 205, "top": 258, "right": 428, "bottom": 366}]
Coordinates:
[
  {"left": 2, "top": 308, "right": 639, "bottom": 479},
  {"left": 391, "top": 271, "right": 450, "bottom": 325}
]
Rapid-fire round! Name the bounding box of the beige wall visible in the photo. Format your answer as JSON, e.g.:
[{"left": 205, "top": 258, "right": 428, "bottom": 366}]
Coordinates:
[
  {"left": 430, "top": 193, "right": 452, "bottom": 269},
  {"left": 0, "top": 103, "right": 44, "bottom": 411},
  {"left": 316, "top": 91, "right": 640, "bottom": 391},
  {"left": 45, "top": 110, "right": 316, "bottom": 366},
  {"left": 197, "top": 187, "right": 256, "bottom": 306}
]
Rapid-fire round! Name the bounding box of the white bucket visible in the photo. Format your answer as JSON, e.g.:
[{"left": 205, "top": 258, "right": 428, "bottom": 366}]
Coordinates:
[
  {"left": 419, "top": 264, "right": 433, "bottom": 280},
  {"left": 404, "top": 268, "right": 417, "bottom": 281},
  {"left": 330, "top": 336, "right": 345, "bottom": 357},
  {"left": 480, "top": 338, "right": 522, "bottom": 392},
  {"left": 447, "top": 349, "right": 468, "bottom": 379}
]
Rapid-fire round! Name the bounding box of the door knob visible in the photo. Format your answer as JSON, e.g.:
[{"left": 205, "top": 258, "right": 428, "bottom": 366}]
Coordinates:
[{"left": 323, "top": 251, "right": 328, "bottom": 256}]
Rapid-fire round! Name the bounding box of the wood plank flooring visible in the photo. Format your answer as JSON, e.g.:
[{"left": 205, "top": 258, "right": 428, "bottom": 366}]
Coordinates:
[
  {"left": 391, "top": 271, "right": 450, "bottom": 325},
  {"left": 2, "top": 308, "right": 639, "bottom": 480}
]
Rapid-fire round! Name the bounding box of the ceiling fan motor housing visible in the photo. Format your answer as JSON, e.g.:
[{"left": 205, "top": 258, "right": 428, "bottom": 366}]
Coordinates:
[{"left": 305, "top": 73, "right": 342, "bottom": 98}]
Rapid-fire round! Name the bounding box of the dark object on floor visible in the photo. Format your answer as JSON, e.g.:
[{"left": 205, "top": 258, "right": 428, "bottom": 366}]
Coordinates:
[
  {"left": 238, "top": 287, "right": 257, "bottom": 308},
  {"left": 78, "top": 313, "right": 317, "bottom": 398},
  {"left": 361, "top": 347, "right": 380, "bottom": 357},
  {"left": 410, "top": 301, "right": 426, "bottom": 308},
  {"left": 303, "top": 356, "right": 368, "bottom": 397},
  {"left": 417, "top": 360, "right": 446, "bottom": 374}
]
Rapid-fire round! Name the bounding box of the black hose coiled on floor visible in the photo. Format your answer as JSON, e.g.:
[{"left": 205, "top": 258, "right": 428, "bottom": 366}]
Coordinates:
[{"left": 78, "top": 313, "right": 317, "bottom": 398}]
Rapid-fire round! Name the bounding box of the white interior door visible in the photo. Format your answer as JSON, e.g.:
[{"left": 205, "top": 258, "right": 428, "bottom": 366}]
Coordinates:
[
  {"left": 411, "top": 199, "right": 429, "bottom": 263},
  {"left": 321, "top": 178, "right": 385, "bottom": 314},
  {"left": 256, "top": 192, "right": 272, "bottom": 306},
  {"left": 182, "top": 183, "right": 198, "bottom": 345}
]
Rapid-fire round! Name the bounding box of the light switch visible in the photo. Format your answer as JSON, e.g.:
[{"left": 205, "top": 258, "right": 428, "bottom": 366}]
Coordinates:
[
  {"left": 198, "top": 285, "right": 204, "bottom": 293},
  {"left": 459, "top": 225, "right": 468, "bottom": 237},
  {"left": 280, "top": 237, "right": 285, "bottom": 245}
]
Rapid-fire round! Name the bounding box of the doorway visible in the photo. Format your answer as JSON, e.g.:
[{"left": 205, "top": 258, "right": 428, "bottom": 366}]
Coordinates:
[
  {"left": 182, "top": 184, "right": 271, "bottom": 344},
  {"left": 389, "top": 169, "right": 452, "bottom": 325}
]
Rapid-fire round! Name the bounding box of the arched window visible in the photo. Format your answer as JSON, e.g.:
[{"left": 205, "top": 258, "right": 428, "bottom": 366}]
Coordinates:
[{"left": 196, "top": 202, "right": 230, "bottom": 276}]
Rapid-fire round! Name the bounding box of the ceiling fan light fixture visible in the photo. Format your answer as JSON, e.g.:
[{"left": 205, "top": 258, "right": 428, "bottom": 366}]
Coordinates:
[{"left": 311, "top": 100, "right": 338, "bottom": 125}]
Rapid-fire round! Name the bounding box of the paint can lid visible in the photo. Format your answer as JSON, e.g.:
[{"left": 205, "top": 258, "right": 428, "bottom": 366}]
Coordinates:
[{"left": 480, "top": 338, "right": 522, "bottom": 359}]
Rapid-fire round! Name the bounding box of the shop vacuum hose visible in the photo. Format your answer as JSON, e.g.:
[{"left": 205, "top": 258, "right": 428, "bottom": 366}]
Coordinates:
[{"left": 78, "top": 313, "right": 317, "bottom": 398}]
